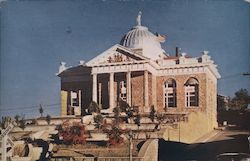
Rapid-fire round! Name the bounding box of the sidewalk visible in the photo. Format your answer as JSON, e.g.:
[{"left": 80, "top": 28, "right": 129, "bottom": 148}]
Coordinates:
[{"left": 193, "top": 130, "right": 221, "bottom": 143}]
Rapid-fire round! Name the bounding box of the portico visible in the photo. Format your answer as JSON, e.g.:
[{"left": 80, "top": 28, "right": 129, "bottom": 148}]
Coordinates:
[{"left": 91, "top": 66, "right": 151, "bottom": 112}]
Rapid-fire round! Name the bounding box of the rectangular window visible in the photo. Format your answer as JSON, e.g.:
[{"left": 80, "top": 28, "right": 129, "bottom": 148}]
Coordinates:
[
  {"left": 185, "top": 86, "right": 198, "bottom": 107},
  {"left": 165, "top": 90, "right": 176, "bottom": 108},
  {"left": 71, "top": 91, "right": 79, "bottom": 106},
  {"left": 120, "top": 81, "right": 127, "bottom": 101},
  {"left": 164, "top": 80, "right": 177, "bottom": 108}
]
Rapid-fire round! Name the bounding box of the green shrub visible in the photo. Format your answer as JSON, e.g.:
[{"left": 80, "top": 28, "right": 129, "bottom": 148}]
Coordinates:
[{"left": 88, "top": 101, "right": 100, "bottom": 114}]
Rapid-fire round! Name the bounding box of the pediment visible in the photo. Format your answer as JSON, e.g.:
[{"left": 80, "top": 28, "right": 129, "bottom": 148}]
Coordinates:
[{"left": 86, "top": 44, "right": 147, "bottom": 66}]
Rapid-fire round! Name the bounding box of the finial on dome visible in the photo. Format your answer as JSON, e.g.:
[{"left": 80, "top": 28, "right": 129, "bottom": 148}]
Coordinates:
[{"left": 136, "top": 11, "right": 142, "bottom": 26}]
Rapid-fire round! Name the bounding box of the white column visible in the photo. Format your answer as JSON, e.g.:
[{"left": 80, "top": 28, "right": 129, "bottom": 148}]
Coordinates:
[
  {"left": 126, "top": 71, "right": 132, "bottom": 106},
  {"left": 78, "top": 90, "right": 81, "bottom": 115},
  {"left": 79, "top": 90, "right": 81, "bottom": 107},
  {"left": 92, "top": 73, "right": 97, "bottom": 102},
  {"left": 98, "top": 83, "right": 102, "bottom": 108},
  {"left": 144, "top": 70, "right": 149, "bottom": 112},
  {"left": 109, "top": 72, "right": 115, "bottom": 110},
  {"left": 152, "top": 74, "right": 157, "bottom": 110}
]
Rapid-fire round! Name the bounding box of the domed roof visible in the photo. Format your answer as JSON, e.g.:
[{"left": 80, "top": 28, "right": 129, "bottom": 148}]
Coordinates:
[{"left": 120, "top": 12, "right": 166, "bottom": 60}]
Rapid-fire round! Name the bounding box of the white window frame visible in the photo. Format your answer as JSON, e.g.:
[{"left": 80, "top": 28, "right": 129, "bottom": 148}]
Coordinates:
[
  {"left": 164, "top": 79, "right": 177, "bottom": 108},
  {"left": 119, "top": 80, "right": 127, "bottom": 101},
  {"left": 70, "top": 91, "right": 79, "bottom": 107},
  {"left": 185, "top": 78, "right": 199, "bottom": 107}
]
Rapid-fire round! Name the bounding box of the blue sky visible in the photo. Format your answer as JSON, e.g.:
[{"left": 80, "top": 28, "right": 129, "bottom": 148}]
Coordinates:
[{"left": 0, "top": 0, "right": 249, "bottom": 118}]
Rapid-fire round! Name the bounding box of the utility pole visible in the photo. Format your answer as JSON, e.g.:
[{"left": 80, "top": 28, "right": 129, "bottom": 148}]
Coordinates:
[
  {"left": 179, "top": 122, "right": 181, "bottom": 142},
  {"left": 128, "top": 130, "right": 133, "bottom": 161}
]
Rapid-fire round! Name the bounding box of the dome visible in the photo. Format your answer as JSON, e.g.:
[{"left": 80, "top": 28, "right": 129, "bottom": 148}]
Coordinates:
[{"left": 120, "top": 12, "right": 166, "bottom": 60}]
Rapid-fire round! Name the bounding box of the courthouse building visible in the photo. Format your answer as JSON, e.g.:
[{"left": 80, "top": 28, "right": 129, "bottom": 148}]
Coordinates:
[{"left": 57, "top": 13, "right": 220, "bottom": 128}]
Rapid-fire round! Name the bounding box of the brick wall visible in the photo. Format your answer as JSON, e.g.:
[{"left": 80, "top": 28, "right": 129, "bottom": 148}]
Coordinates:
[
  {"left": 156, "top": 73, "right": 207, "bottom": 113},
  {"left": 131, "top": 72, "right": 144, "bottom": 110}
]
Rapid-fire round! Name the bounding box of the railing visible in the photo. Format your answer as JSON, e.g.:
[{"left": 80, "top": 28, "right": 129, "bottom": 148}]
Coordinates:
[
  {"left": 51, "top": 156, "right": 88, "bottom": 161},
  {"left": 51, "top": 156, "right": 144, "bottom": 161},
  {"left": 97, "top": 157, "right": 144, "bottom": 161}
]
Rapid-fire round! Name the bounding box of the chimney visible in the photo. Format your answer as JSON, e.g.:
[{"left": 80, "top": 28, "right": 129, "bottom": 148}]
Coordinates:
[{"left": 176, "top": 47, "right": 180, "bottom": 57}]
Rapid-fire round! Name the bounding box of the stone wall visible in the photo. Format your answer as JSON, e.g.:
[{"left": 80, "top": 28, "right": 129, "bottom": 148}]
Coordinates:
[
  {"left": 162, "top": 111, "right": 212, "bottom": 143},
  {"left": 206, "top": 73, "right": 218, "bottom": 129}
]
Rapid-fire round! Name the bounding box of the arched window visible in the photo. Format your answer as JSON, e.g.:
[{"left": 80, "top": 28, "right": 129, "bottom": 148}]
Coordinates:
[
  {"left": 164, "top": 79, "right": 177, "bottom": 108},
  {"left": 185, "top": 78, "right": 199, "bottom": 107}
]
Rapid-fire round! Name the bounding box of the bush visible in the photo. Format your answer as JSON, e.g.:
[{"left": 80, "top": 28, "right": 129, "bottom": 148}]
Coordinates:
[
  {"left": 88, "top": 101, "right": 100, "bottom": 114},
  {"left": 103, "top": 121, "right": 128, "bottom": 146},
  {"left": 134, "top": 114, "right": 141, "bottom": 129},
  {"left": 113, "top": 106, "right": 122, "bottom": 124},
  {"left": 46, "top": 114, "right": 51, "bottom": 125},
  {"left": 31, "top": 119, "right": 38, "bottom": 125},
  {"left": 94, "top": 114, "right": 104, "bottom": 129},
  {"left": 156, "top": 113, "right": 166, "bottom": 123},
  {"left": 113, "top": 106, "right": 121, "bottom": 117},
  {"left": 149, "top": 105, "right": 156, "bottom": 122},
  {"left": 118, "top": 99, "right": 130, "bottom": 112},
  {"left": 58, "top": 121, "right": 90, "bottom": 145}
]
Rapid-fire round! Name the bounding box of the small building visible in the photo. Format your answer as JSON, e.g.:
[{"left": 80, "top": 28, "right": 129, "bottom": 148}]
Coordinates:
[{"left": 57, "top": 13, "right": 220, "bottom": 129}]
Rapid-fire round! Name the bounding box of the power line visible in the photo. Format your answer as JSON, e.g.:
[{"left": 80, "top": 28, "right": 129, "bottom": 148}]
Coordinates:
[
  {"left": 220, "top": 72, "right": 250, "bottom": 80},
  {"left": 0, "top": 103, "right": 60, "bottom": 112},
  {"left": 220, "top": 73, "right": 241, "bottom": 80}
]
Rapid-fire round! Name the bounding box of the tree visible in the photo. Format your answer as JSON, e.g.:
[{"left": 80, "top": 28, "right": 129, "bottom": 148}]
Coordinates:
[
  {"left": 19, "top": 116, "right": 26, "bottom": 130},
  {"left": 88, "top": 101, "right": 100, "bottom": 114},
  {"left": 230, "top": 89, "right": 250, "bottom": 110},
  {"left": 14, "top": 115, "right": 20, "bottom": 126},
  {"left": 217, "top": 95, "right": 226, "bottom": 111},
  {"left": 0, "top": 116, "right": 12, "bottom": 129},
  {"left": 149, "top": 105, "right": 156, "bottom": 122},
  {"left": 39, "top": 104, "right": 44, "bottom": 117},
  {"left": 46, "top": 114, "right": 51, "bottom": 125}
]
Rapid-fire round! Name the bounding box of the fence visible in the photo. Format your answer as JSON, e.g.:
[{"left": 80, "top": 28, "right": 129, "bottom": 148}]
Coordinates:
[{"left": 51, "top": 156, "right": 144, "bottom": 161}]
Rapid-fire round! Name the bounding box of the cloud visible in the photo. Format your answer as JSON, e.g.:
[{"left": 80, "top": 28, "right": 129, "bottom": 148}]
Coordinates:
[{"left": 0, "top": 0, "right": 7, "bottom": 6}]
